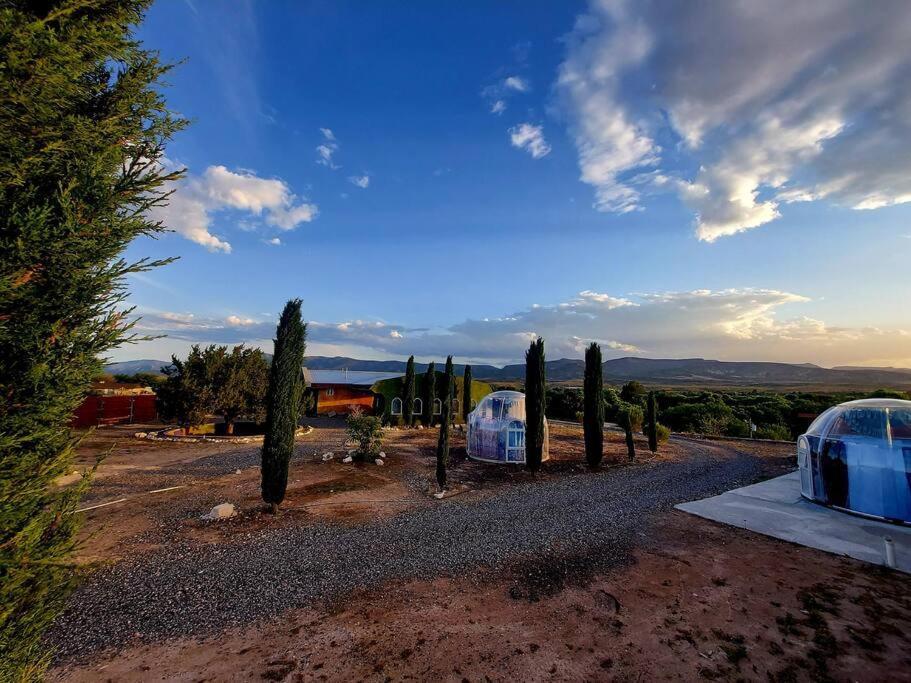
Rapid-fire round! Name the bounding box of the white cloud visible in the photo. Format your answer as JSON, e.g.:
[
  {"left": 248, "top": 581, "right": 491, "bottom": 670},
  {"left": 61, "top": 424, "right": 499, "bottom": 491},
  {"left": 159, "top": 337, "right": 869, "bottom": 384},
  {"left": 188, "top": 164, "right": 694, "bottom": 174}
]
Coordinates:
[
  {"left": 226, "top": 315, "right": 256, "bottom": 327},
  {"left": 149, "top": 165, "right": 317, "bottom": 252},
  {"left": 263, "top": 237, "right": 281, "bottom": 246},
  {"left": 491, "top": 100, "right": 506, "bottom": 114},
  {"left": 509, "top": 123, "right": 551, "bottom": 159},
  {"left": 503, "top": 76, "right": 529, "bottom": 92},
  {"left": 348, "top": 174, "right": 370, "bottom": 189},
  {"left": 316, "top": 128, "right": 340, "bottom": 169},
  {"left": 559, "top": 0, "right": 911, "bottom": 238}
]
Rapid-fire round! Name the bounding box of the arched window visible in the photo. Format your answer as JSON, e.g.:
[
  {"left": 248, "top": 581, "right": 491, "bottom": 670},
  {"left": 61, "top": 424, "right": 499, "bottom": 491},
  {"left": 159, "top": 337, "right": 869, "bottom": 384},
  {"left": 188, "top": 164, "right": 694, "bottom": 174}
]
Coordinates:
[
  {"left": 412, "top": 398, "right": 423, "bottom": 416},
  {"left": 451, "top": 398, "right": 460, "bottom": 416},
  {"left": 391, "top": 397, "right": 403, "bottom": 415},
  {"left": 433, "top": 398, "right": 442, "bottom": 415}
]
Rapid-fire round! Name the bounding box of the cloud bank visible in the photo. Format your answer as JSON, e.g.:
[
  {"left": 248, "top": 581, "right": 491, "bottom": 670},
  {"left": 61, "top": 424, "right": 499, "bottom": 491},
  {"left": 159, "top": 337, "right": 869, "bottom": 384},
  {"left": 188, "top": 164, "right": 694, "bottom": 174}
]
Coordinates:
[
  {"left": 131, "top": 288, "right": 911, "bottom": 367},
  {"left": 559, "top": 0, "right": 911, "bottom": 239}
]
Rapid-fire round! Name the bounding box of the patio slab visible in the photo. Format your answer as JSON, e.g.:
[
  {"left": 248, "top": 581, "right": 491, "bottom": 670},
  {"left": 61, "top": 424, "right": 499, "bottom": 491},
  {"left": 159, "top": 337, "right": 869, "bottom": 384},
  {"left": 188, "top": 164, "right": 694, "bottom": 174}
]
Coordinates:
[{"left": 676, "top": 471, "right": 911, "bottom": 573}]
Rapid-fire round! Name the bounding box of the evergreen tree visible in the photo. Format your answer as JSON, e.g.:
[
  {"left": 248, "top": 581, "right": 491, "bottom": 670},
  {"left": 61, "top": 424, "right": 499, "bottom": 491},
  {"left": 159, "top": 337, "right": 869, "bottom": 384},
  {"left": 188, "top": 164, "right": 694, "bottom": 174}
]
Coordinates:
[
  {"left": 436, "top": 356, "right": 454, "bottom": 491},
  {"left": 0, "top": 2, "right": 185, "bottom": 676},
  {"left": 618, "top": 405, "right": 641, "bottom": 461},
  {"left": 525, "top": 338, "right": 546, "bottom": 473},
  {"left": 261, "top": 300, "right": 307, "bottom": 513},
  {"left": 583, "top": 342, "right": 604, "bottom": 467},
  {"left": 423, "top": 362, "right": 435, "bottom": 426},
  {"left": 647, "top": 391, "right": 659, "bottom": 453},
  {"left": 462, "top": 364, "right": 473, "bottom": 421},
  {"left": 403, "top": 355, "right": 416, "bottom": 427}
]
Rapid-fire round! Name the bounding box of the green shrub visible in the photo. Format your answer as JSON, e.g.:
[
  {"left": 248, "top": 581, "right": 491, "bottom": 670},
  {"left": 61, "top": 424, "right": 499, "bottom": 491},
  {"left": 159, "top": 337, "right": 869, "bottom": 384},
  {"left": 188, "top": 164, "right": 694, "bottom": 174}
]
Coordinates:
[
  {"left": 346, "top": 412, "right": 384, "bottom": 459},
  {"left": 656, "top": 423, "right": 671, "bottom": 443},
  {"left": 756, "top": 424, "right": 792, "bottom": 441},
  {"left": 724, "top": 418, "right": 751, "bottom": 438},
  {"left": 616, "top": 403, "right": 644, "bottom": 432}
]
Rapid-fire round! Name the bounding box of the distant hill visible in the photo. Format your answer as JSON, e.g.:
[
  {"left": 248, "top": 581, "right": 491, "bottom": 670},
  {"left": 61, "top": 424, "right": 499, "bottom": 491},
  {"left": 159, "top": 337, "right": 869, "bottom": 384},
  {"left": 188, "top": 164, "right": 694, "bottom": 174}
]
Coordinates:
[
  {"left": 103, "top": 359, "right": 172, "bottom": 376},
  {"left": 106, "top": 355, "right": 911, "bottom": 389},
  {"left": 304, "top": 355, "right": 911, "bottom": 388}
]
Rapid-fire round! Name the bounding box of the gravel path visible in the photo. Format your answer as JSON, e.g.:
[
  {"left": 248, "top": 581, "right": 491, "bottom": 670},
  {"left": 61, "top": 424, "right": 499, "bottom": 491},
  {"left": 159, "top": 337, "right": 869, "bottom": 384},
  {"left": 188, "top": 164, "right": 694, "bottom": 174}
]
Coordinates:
[{"left": 50, "top": 439, "right": 776, "bottom": 661}]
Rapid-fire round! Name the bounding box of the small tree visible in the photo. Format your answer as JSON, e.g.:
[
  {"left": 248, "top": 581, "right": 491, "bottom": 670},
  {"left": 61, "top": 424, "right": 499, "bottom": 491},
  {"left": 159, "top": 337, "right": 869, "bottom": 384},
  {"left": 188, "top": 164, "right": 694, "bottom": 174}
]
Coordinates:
[
  {"left": 620, "top": 380, "right": 647, "bottom": 405},
  {"left": 261, "top": 300, "right": 307, "bottom": 513},
  {"left": 618, "top": 404, "right": 643, "bottom": 461},
  {"left": 423, "top": 362, "right": 436, "bottom": 426},
  {"left": 646, "top": 391, "right": 658, "bottom": 453},
  {"left": 525, "top": 338, "right": 546, "bottom": 473},
  {"left": 212, "top": 345, "right": 269, "bottom": 434},
  {"left": 583, "top": 342, "right": 604, "bottom": 467},
  {"left": 346, "top": 410, "right": 383, "bottom": 461},
  {"left": 158, "top": 346, "right": 212, "bottom": 432},
  {"left": 403, "top": 355, "right": 416, "bottom": 427},
  {"left": 462, "top": 364, "right": 473, "bottom": 421},
  {"left": 436, "top": 356, "right": 454, "bottom": 492}
]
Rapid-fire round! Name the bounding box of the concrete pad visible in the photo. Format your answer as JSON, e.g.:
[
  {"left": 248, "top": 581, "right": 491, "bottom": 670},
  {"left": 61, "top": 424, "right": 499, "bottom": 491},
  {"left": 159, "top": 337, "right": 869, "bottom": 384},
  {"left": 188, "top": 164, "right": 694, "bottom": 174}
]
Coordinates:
[{"left": 676, "top": 471, "right": 911, "bottom": 573}]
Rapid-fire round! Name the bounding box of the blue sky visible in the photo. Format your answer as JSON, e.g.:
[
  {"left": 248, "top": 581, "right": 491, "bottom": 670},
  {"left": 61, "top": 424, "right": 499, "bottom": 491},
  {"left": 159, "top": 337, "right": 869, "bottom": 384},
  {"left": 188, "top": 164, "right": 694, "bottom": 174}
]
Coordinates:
[{"left": 120, "top": 0, "right": 911, "bottom": 367}]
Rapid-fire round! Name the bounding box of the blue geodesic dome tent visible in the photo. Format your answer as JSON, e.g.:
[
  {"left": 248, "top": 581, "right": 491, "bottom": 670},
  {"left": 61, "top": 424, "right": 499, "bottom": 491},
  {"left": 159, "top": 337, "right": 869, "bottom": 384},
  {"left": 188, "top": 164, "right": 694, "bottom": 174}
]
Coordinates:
[
  {"left": 797, "top": 398, "right": 911, "bottom": 524},
  {"left": 466, "top": 390, "right": 549, "bottom": 464}
]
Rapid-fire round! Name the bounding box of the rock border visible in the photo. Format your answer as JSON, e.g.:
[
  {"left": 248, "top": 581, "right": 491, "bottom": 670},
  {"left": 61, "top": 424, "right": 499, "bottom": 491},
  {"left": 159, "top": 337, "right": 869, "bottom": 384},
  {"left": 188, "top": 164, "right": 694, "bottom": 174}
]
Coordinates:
[{"left": 134, "top": 425, "right": 313, "bottom": 444}]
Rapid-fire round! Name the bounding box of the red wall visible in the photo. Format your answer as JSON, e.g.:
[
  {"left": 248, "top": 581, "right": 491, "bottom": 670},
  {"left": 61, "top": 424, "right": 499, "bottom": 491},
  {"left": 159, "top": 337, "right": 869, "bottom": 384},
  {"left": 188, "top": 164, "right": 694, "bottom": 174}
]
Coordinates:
[
  {"left": 315, "top": 386, "right": 375, "bottom": 415},
  {"left": 71, "top": 394, "right": 158, "bottom": 428}
]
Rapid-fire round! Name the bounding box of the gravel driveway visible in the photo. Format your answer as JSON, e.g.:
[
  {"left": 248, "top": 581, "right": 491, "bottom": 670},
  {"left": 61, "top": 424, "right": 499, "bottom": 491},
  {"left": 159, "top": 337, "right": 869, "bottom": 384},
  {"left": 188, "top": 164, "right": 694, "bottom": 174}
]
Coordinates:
[{"left": 50, "top": 439, "right": 781, "bottom": 661}]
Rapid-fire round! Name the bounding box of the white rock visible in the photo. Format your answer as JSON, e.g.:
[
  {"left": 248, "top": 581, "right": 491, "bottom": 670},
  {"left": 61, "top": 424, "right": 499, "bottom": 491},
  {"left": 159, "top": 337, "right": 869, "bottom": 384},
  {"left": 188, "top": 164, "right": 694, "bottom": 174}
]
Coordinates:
[
  {"left": 342, "top": 455, "right": 353, "bottom": 464},
  {"left": 321, "top": 452, "right": 334, "bottom": 462},
  {"left": 374, "top": 458, "right": 384, "bottom": 466},
  {"left": 204, "top": 503, "right": 236, "bottom": 520},
  {"left": 434, "top": 491, "right": 446, "bottom": 499},
  {"left": 378, "top": 451, "right": 386, "bottom": 458},
  {"left": 235, "top": 469, "right": 242, "bottom": 475},
  {"left": 417, "top": 425, "right": 425, "bottom": 430}
]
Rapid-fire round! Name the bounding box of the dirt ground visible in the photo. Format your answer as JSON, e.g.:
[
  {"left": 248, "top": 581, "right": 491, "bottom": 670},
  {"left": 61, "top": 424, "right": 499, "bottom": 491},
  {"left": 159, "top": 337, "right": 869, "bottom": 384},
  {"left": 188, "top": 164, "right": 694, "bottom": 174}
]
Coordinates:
[
  {"left": 53, "top": 512, "right": 910, "bottom": 682},
  {"left": 51, "top": 421, "right": 910, "bottom": 682}
]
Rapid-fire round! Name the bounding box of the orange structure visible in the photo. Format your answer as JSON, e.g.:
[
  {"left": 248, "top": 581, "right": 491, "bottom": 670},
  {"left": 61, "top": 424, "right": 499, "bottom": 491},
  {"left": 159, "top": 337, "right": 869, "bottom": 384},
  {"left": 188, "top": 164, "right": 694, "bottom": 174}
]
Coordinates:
[{"left": 303, "top": 369, "right": 404, "bottom": 416}]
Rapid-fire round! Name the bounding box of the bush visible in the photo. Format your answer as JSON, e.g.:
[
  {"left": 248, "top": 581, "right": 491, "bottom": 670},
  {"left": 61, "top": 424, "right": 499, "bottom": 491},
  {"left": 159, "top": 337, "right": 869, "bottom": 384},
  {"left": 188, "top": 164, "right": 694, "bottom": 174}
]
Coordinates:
[
  {"left": 346, "top": 411, "right": 384, "bottom": 459},
  {"left": 724, "top": 418, "right": 751, "bottom": 438},
  {"left": 756, "top": 423, "right": 792, "bottom": 441},
  {"left": 616, "top": 403, "right": 644, "bottom": 432},
  {"left": 656, "top": 423, "right": 671, "bottom": 443}
]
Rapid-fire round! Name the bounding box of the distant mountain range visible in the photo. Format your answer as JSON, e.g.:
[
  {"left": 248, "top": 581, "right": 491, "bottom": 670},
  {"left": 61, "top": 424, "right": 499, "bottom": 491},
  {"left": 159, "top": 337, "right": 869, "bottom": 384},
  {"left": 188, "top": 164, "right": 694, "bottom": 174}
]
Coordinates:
[{"left": 104, "top": 356, "right": 911, "bottom": 389}]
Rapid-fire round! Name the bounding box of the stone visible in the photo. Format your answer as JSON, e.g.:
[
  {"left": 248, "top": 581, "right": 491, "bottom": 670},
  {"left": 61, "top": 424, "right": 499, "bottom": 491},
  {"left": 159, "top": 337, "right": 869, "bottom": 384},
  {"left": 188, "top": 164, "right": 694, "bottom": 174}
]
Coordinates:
[
  {"left": 378, "top": 451, "right": 386, "bottom": 458},
  {"left": 235, "top": 469, "right": 242, "bottom": 475},
  {"left": 342, "top": 455, "right": 353, "bottom": 464},
  {"left": 434, "top": 491, "right": 446, "bottom": 499},
  {"left": 203, "top": 503, "right": 236, "bottom": 520},
  {"left": 417, "top": 425, "right": 425, "bottom": 430},
  {"left": 321, "top": 452, "right": 334, "bottom": 462},
  {"left": 375, "top": 458, "right": 384, "bottom": 466}
]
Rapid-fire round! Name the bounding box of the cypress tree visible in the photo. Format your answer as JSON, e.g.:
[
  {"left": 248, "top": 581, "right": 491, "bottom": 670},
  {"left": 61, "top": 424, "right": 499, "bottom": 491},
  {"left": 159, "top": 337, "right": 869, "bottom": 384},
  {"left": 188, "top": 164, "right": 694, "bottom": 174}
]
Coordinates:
[
  {"left": 403, "top": 355, "right": 416, "bottom": 427},
  {"left": 423, "top": 362, "right": 435, "bottom": 426},
  {"left": 647, "top": 391, "right": 658, "bottom": 453},
  {"left": 261, "top": 299, "right": 307, "bottom": 513},
  {"left": 0, "top": 3, "right": 185, "bottom": 676},
  {"left": 462, "top": 364, "right": 473, "bottom": 421},
  {"left": 525, "top": 338, "right": 546, "bottom": 473},
  {"left": 583, "top": 342, "right": 604, "bottom": 467},
  {"left": 436, "top": 356, "right": 454, "bottom": 491}
]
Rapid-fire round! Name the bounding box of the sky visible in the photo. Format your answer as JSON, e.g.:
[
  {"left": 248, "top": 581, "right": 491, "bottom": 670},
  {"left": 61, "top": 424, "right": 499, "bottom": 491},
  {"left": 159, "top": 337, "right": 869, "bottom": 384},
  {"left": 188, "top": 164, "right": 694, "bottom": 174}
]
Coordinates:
[{"left": 117, "top": 0, "right": 911, "bottom": 368}]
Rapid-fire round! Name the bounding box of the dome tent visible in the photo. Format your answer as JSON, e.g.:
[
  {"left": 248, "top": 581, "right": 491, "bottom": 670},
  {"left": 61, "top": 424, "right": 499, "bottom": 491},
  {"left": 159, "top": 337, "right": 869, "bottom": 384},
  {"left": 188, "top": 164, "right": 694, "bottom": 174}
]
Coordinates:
[
  {"left": 797, "top": 398, "right": 911, "bottom": 524},
  {"left": 466, "top": 390, "right": 549, "bottom": 464}
]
